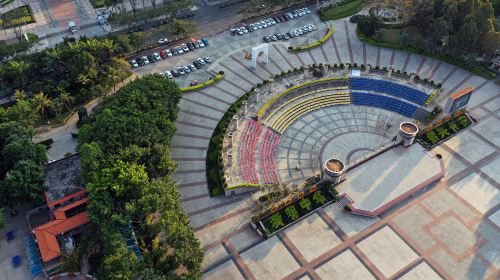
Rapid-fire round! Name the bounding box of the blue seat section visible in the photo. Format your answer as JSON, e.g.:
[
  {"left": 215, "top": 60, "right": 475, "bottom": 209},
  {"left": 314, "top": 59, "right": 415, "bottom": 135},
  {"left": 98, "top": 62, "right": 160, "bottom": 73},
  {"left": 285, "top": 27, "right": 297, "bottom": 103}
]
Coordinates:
[
  {"left": 351, "top": 77, "right": 427, "bottom": 105},
  {"left": 24, "top": 235, "right": 43, "bottom": 277},
  {"left": 351, "top": 92, "right": 418, "bottom": 118}
]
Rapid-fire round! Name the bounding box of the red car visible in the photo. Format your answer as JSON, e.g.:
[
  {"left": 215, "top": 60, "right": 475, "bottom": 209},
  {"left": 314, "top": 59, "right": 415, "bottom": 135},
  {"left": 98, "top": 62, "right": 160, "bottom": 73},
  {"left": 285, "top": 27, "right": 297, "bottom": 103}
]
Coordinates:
[{"left": 160, "top": 50, "right": 168, "bottom": 59}]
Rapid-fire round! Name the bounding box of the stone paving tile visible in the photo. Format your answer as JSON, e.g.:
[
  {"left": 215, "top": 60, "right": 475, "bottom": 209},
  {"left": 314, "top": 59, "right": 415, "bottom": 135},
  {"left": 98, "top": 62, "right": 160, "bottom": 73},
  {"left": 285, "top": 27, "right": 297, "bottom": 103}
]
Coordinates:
[
  {"left": 393, "top": 205, "right": 436, "bottom": 251},
  {"left": 229, "top": 226, "right": 261, "bottom": 252},
  {"left": 179, "top": 185, "right": 209, "bottom": 200},
  {"left": 469, "top": 106, "right": 491, "bottom": 121},
  {"left": 430, "top": 63, "right": 454, "bottom": 84},
  {"left": 451, "top": 172, "right": 500, "bottom": 214},
  {"left": 190, "top": 198, "right": 252, "bottom": 229},
  {"left": 420, "top": 188, "right": 477, "bottom": 222},
  {"left": 404, "top": 54, "right": 425, "bottom": 74},
  {"left": 323, "top": 203, "right": 379, "bottom": 237},
  {"left": 195, "top": 210, "right": 252, "bottom": 248},
  {"left": 483, "top": 97, "right": 500, "bottom": 112},
  {"left": 480, "top": 154, "right": 500, "bottom": 184},
  {"left": 430, "top": 216, "right": 478, "bottom": 256},
  {"left": 284, "top": 213, "right": 341, "bottom": 262},
  {"left": 472, "top": 116, "right": 500, "bottom": 148},
  {"left": 469, "top": 81, "right": 500, "bottom": 107},
  {"left": 365, "top": 44, "right": 378, "bottom": 67},
  {"left": 378, "top": 48, "right": 394, "bottom": 68},
  {"left": 202, "top": 244, "right": 229, "bottom": 270},
  {"left": 315, "top": 249, "right": 376, "bottom": 280},
  {"left": 172, "top": 148, "right": 207, "bottom": 159},
  {"left": 240, "top": 236, "right": 300, "bottom": 280},
  {"left": 443, "top": 130, "right": 495, "bottom": 164},
  {"left": 392, "top": 51, "right": 409, "bottom": 71},
  {"left": 202, "top": 259, "right": 245, "bottom": 280},
  {"left": 487, "top": 209, "right": 500, "bottom": 228},
  {"left": 430, "top": 146, "right": 467, "bottom": 180},
  {"left": 173, "top": 171, "right": 206, "bottom": 185},
  {"left": 357, "top": 226, "right": 419, "bottom": 278},
  {"left": 176, "top": 160, "right": 206, "bottom": 172},
  {"left": 431, "top": 248, "right": 494, "bottom": 280},
  {"left": 398, "top": 262, "right": 443, "bottom": 280}
]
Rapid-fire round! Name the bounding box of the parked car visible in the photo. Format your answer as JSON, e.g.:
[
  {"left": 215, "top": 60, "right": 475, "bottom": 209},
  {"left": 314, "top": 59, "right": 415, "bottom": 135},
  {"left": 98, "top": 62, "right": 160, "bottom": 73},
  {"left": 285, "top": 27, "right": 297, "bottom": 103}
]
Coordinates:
[
  {"left": 147, "top": 54, "right": 156, "bottom": 63},
  {"left": 263, "top": 36, "right": 271, "bottom": 42},
  {"left": 230, "top": 27, "right": 236, "bottom": 35},
  {"left": 197, "top": 40, "right": 205, "bottom": 47},
  {"left": 202, "top": 37, "right": 209, "bottom": 46},
  {"left": 176, "top": 46, "right": 184, "bottom": 54},
  {"left": 172, "top": 69, "right": 180, "bottom": 77},
  {"left": 137, "top": 58, "right": 145, "bottom": 66},
  {"left": 153, "top": 53, "right": 161, "bottom": 61},
  {"left": 189, "top": 64, "right": 197, "bottom": 72},
  {"left": 158, "top": 38, "right": 168, "bottom": 45},
  {"left": 129, "top": 59, "right": 139, "bottom": 68},
  {"left": 187, "top": 42, "right": 195, "bottom": 50},
  {"left": 181, "top": 43, "right": 189, "bottom": 52},
  {"left": 203, "top": 56, "right": 211, "bottom": 63},
  {"left": 193, "top": 61, "right": 202, "bottom": 69},
  {"left": 141, "top": 56, "right": 149, "bottom": 64},
  {"left": 196, "top": 57, "right": 206, "bottom": 65},
  {"left": 177, "top": 67, "right": 185, "bottom": 75},
  {"left": 165, "top": 70, "right": 173, "bottom": 79},
  {"left": 159, "top": 50, "right": 168, "bottom": 59},
  {"left": 193, "top": 41, "right": 200, "bottom": 48},
  {"left": 182, "top": 65, "right": 191, "bottom": 73}
]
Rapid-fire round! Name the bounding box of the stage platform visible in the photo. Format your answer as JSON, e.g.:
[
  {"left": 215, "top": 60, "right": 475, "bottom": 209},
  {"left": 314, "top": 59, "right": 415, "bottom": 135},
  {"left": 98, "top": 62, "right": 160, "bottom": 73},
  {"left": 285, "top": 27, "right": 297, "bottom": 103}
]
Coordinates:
[{"left": 336, "top": 143, "right": 444, "bottom": 217}]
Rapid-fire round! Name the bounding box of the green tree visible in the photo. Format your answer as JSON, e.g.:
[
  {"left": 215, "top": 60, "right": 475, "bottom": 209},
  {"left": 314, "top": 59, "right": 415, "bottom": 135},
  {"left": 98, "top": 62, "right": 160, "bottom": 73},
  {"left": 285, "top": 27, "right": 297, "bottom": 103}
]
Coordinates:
[
  {"left": 268, "top": 213, "right": 285, "bottom": 229},
  {"left": 284, "top": 205, "right": 299, "bottom": 221},
  {"left": 32, "top": 92, "right": 54, "bottom": 119},
  {"left": 425, "top": 130, "right": 440, "bottom": 144},
  {"left": 312, "top": 190, "right": 327, "bottom": 205},
  {"left": 298, "top": 198, "right": 312, "bottom": 212},
  {"left": 1, "top": 160, "right": 46, "bottom": 206},
  {"left": 358, "top": 16, "right": 382, "bottom": 37}
]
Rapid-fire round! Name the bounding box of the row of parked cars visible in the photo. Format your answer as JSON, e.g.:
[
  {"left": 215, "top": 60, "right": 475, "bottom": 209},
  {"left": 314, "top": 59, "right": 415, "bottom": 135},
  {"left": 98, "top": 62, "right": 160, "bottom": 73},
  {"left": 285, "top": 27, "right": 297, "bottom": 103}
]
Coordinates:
[
  {"left": 230, "top": 7, "right": 311, "bottom": 35},
  {"left": 129, "top": 38, "right": 209, "bottom": 68},
  {"left": 263, "top": 23, "right": 317, "bottom": 42},
  {"left": 163, "top": 56, "right": 212, "bottom": 79}
]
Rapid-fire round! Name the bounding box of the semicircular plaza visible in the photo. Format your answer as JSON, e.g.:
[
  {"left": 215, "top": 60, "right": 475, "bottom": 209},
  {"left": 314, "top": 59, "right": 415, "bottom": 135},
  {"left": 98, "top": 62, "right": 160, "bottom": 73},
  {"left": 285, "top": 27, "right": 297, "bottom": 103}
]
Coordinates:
[{"left": 168, "top": 11, "right": 500, "bottom": 280}]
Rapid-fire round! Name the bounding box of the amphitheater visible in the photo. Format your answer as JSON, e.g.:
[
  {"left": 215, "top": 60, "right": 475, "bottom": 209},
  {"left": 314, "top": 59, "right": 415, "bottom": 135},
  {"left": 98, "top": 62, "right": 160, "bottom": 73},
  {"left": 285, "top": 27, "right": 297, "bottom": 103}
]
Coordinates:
[{"left": 170, "top": 15, "right": 500, "bottom": 280}]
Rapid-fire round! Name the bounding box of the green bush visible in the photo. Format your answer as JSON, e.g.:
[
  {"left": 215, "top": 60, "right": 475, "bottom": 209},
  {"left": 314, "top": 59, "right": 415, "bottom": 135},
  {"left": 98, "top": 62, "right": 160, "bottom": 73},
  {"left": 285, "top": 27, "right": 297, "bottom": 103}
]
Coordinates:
[
  {"left": 319, "top": 0, "right": 365, "bottom": 21},
  {"left": 180, "top": 73, "right": 224, "bottom": 92},
  {"left": 37, "top": 138, "right": 54, "bottom": 147},
  {"left": 1, "top": 5, "right": 35, "bottom": 28},
  {"left": 290, "top": 26, "right": 334, "bottom": 52}
]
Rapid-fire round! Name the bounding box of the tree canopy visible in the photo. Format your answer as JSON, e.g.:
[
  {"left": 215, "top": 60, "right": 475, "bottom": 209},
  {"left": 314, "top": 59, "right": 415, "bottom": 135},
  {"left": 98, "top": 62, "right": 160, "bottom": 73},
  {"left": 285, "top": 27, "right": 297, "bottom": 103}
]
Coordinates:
[{"left": 78, "top": 75, "right": 202, "bottom": 279}]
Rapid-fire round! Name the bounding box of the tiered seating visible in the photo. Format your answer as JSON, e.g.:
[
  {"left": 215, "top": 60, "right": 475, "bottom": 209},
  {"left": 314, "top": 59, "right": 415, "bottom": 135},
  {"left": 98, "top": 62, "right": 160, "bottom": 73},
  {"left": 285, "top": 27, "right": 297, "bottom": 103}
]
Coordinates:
[
  {"left": 259, "top": 129, "right": 281, "bottom": 184},
  {"left": 351, "top": 77, "right": 428, "bottom": 105},
  {"left": 239, "top": 119, "right": 262, "bottom": 183},
  {"left": 263, "top": 87, "right": 349, "bottom": 123},
  {"left": 270, "top": 92, "right": 351, "bottom": 134},
  {"left": 351, "top": 92, "right": 418, "bottom": 118}
]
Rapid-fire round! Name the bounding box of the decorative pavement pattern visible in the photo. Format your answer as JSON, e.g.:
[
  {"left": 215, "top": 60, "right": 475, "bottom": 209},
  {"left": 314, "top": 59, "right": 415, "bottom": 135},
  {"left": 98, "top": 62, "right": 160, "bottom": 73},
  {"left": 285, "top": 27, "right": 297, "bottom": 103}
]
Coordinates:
[{"left": 139, "top": 12, "right": 500, "bottom": 280}]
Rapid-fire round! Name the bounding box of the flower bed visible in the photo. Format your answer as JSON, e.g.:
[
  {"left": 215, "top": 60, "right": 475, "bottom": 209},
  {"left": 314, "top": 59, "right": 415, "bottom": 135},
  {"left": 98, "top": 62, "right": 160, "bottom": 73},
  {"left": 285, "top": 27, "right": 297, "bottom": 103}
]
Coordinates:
[
  {"left": 288, "top": 26, "right": 334, "bottom": 52},
  {"left": 424, "top": 86, "right": 441, "bottom": 105},
  {"left": 417, "top": 110, "right": 473, "bottom": 148},
  {"left": 180, "top": 73, "right": 224, "bottom": 92},
  {"left": 254, "top": 182, "right": 336, "bottom": 237},
  {"left": 1, "top": 5, "right": 35, "bottom": 28}
]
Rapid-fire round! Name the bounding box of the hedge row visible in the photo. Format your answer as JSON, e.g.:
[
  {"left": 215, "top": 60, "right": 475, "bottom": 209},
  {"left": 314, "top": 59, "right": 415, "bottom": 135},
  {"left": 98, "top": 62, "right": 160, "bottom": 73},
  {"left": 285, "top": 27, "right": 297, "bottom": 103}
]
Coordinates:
[{"left": 180, "top": 72, "right": 224, "bottom": 92}]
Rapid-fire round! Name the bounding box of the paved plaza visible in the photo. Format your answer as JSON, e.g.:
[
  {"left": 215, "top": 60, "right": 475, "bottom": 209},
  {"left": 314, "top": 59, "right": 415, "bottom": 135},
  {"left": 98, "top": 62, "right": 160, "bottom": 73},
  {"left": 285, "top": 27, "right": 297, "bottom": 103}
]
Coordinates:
[{"left": 162, "top": 9, "right": 500, "bottom": 280}]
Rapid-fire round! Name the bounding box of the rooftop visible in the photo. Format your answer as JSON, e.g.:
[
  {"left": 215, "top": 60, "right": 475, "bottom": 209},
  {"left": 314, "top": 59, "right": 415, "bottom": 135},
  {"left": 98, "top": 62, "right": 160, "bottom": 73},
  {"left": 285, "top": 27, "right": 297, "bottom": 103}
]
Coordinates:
[{"left": 44, "top": 154, "right": 83, "bottom": 205}]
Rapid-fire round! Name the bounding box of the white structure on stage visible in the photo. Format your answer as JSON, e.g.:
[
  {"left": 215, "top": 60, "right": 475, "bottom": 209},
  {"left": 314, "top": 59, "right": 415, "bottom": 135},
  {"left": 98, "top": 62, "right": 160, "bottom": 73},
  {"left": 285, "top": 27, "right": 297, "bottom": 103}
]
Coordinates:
[{"left": 251, "top": 44, "right": 269, "bottom": 69}]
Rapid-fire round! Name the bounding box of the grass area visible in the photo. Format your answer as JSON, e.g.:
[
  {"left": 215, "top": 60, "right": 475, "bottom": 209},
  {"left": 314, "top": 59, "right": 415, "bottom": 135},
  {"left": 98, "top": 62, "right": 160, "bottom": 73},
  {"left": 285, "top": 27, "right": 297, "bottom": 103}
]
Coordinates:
[
  {"left": 180, "top": 73, "right": 224, "bottom": 92},
  {"left": 1, "top": 5, "right": 35, "bottom": 28},
  {"left": 319, "top": 0, "right": 365, "bottom": 21},
  {"left": 356, "top": 26, "right": 497, "bottom": 80},
  {"left": 494, "top": 18, "right": 500, "bottom": 32},
  {"left": 289, "top": 26, "right": 334, "bottom": 52},
  {"left": 89, "top": 0, "right": 105, "bottom": 8}
]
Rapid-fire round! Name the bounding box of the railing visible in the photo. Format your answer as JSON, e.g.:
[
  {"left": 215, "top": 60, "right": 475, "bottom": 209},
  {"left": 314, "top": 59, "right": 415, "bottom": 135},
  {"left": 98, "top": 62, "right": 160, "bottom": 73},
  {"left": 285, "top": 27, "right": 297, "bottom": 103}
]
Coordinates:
[{"left": 346, "top": 136, "right": 401, "bottom": 170}]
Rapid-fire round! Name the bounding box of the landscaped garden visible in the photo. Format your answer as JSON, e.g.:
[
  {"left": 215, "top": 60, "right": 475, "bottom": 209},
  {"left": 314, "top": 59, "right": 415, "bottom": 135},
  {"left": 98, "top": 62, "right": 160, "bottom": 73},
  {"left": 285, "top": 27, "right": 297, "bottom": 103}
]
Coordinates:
[
  {"left": 355, "top": 1, "right": 499, "bottom": 79},
  {"left": 318, "top": 0, "right": 365, "bottom": 21},
  {"left": 1, "top": 5, "right": 35, "bottom": 28},
  {"left": 417, "top": 110, "right": 473, "bottom": 148},
  {"left": 180, "top": 72, "right": 224, "bottom": 92}
]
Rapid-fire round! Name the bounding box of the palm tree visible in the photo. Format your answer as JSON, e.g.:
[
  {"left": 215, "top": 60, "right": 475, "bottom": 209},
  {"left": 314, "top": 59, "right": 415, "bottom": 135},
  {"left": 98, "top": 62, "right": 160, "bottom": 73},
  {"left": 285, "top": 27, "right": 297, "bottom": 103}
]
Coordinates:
[
  {"left": 59, "top": 92, "right": 75, "bottom": 111},
  {"left": 45, "top": 47, "right": 64, "bottom": 75},
  {"left": 78, "top": 73, "right": 92, "bottom": 87},
  {"left": 7, "top": 60, "right": 29, "bottom": 86},
  {"left": 107, "top": 67, "right": 121, "bottom": 93},
  {"left": 32, "top": 92, "right": 54, "bottom": 119},
  {"left": 100, "top": 39, "right": 116, "bottom": 62}
]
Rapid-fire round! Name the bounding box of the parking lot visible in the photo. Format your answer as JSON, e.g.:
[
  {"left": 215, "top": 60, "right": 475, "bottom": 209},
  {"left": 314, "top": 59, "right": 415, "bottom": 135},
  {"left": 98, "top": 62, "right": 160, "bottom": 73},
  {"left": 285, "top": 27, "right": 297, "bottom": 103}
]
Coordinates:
[{"left": 130, "top": 7, "right": 324, "bottom": 88}]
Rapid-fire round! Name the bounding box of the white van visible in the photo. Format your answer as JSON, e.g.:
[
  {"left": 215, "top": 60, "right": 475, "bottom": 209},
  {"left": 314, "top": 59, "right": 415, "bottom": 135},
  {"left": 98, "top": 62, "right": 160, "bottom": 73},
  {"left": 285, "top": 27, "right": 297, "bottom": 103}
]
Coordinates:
[{"left": 164, "top": 71, "right": 173, "bottom": 79}]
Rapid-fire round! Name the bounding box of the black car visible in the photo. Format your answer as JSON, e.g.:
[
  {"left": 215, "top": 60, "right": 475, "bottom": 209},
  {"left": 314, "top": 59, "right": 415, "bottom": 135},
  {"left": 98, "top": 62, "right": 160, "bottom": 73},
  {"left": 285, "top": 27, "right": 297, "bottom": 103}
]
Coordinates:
[
  {"left": 274, "top": 17, "right": 281, "bottom": 23},
  {"left": 245, "top": 25, "right": 253, "bottom": 32},
  {"left": 187, "top": 42, "right": 195, "bottom": 50},
  {"left": 276, "top": 33, "right": 283, "bottom": 40},
  {"left": 171, "top": 69, "right": 180, "bottom": 77},
  {"left": 147, "top": 54, "right": 155, "bottom": 62},
  {"left": 172, "top": 49, "right": 179, "bottom": 56},
  {"left": 263, "top": 36, "right": 271, "bottom": 42},
  {"left": 137, "top": 58, "right": 145, "bottom": 66},
  {"left": 193, "top": 61, "right": 202, "bottom": 69}
]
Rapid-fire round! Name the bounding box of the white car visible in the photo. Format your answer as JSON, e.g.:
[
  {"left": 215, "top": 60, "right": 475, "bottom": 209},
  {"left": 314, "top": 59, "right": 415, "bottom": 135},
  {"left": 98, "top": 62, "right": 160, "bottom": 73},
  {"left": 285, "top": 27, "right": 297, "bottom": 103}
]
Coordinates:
[
  {"left": 183, "top": 65, "right": 191, "bottom": 73},
  {"left": 203, "top": 56, "right": 211, "bottom": 63},
  {"left": 141, "top": 56, "right": 149, "bottom": 64},
  {"left": 176, "top": 46, "right": 184, "bottom": 55},
  {"left": 158, "top": 38, "right": 168, "bottom": 44},
  {"left": 129, "top": 59, "right": 138, "bottom": 68},
  {"left": 177, "top": 66, "right": 186, "bottom": 75},
  {"left": 189, "top": 64, "right": 197, "bottom": 72},
  {"left": 181, "top": 43, "right": 189, "bottom": 52},
  {"left": 197, "top": 40, "right": 205, "bottom": 47},
  {"left": 197, "top": 57, "right": 206, "bottom": 65},
  {"left": 153, "top": 52, "right": 161, "bottom": 61},
  {"left": 164, "top": 70, "right": 173, "bottom": 79}
]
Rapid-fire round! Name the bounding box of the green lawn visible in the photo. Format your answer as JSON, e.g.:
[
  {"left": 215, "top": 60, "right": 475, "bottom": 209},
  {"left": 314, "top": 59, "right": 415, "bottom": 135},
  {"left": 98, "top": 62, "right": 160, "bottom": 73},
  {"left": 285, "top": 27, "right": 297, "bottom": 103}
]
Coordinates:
[
  {"left": 89, "top": 0, "right": 105, "bottom": 8},
  {"left": 1, "top": 5, "right": 35, "bottom": 28},
  {"left": 319, "top": 0, "right": 365, "bottom": 21}
]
